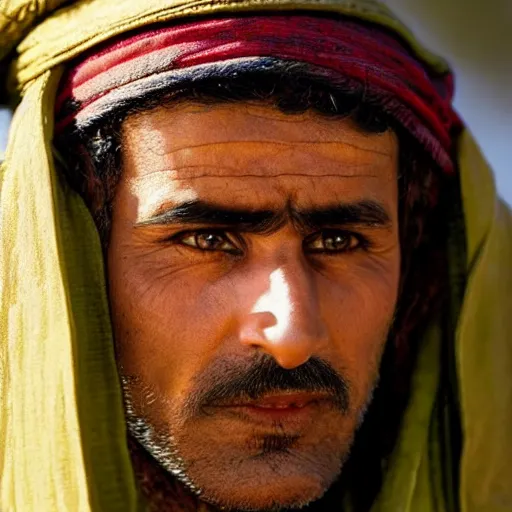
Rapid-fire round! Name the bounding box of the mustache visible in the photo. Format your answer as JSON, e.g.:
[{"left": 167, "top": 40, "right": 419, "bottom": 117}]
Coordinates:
[{"left": 186, "top": 355, "right": 350, "bottom": 416}]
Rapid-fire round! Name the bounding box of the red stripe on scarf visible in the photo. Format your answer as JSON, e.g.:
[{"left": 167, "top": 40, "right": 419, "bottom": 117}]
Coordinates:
[{"left": 56, "top": 15, "right": 461, "bottom": 172}]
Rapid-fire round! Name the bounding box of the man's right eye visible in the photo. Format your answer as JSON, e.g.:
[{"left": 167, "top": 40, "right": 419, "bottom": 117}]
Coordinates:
[{"left": 177, "top": 230, "right": 241, "bottom": 255}]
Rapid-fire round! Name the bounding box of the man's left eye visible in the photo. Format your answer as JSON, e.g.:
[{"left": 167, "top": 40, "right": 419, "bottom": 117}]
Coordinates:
[
  {"left": 179, "top": 231, "right": 240, "bottom": 254},
  {"left": 304, "top": 231, "right": 363, "bottom": 253}
]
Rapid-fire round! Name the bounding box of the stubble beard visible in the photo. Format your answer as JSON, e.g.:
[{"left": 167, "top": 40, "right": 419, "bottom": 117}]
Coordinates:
[
  {"left": 119, "top": 372, "right": 379, "bottom": 511},
  {"left": 120, "top": 375, "right": 201, "bottom": 495}
]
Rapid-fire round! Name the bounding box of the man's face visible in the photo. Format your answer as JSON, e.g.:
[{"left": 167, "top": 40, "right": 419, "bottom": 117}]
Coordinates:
[{"left": 108, "top": 102, "right": 400, "bottom": 510}]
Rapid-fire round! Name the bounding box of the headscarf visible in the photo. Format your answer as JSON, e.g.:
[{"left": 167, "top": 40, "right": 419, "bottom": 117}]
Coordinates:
[
  {"left": 54, "top": 15, "right": 460, "bottom": 172},
  {"left": 0, "top": 1, "right": 511, "bottom": 511}
]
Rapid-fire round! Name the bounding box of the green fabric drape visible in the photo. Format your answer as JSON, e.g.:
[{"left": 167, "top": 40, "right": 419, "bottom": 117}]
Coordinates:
[
  {"left": 1, "top": 1, "right": 510, "bottom": 510},
  {"left": 0, "top": 68, "right": 141, "bottom": 511}
]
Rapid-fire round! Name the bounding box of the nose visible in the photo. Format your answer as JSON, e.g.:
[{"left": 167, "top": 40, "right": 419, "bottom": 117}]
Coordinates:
[{"left": 239, "top": 263, "right": 329, "bottom": 370}]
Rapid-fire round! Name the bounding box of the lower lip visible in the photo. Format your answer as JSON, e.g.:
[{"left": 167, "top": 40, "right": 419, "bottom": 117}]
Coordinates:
[{"left": 218, "top": 401, "right": 324, "bottom": 423}]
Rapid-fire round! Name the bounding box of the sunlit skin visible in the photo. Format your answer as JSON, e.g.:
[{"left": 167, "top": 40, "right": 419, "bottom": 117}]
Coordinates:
[{"left": 108, "top": 103, "right": 400, "bottom": 510}]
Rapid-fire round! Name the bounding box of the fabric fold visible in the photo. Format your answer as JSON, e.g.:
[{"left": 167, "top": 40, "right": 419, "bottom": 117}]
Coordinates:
[
  {"left": 0, "top": 69, "right": 142, "bottom": 511},
  {"left": 456, "top": 130, "right": 512, "bottom": 512}
]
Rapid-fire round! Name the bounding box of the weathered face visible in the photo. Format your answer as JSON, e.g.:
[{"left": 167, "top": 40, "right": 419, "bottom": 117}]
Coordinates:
[{"left": 108, "top": 102, "right": 400, "bottom": 510}]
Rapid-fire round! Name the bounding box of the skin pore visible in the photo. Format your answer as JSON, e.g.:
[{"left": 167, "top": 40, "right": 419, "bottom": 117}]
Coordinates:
[{"left": 108, "top": 102, "right": 401, "bottom": 511}]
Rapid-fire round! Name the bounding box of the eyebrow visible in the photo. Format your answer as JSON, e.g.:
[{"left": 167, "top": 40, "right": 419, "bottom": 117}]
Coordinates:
[{"left": 136, "top": 199, "right": 392, "bottom": 234}]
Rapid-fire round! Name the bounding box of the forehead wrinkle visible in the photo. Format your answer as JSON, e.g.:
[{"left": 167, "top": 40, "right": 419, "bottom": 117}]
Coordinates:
[
  {"left": 127, "top": 168, "right": 382, "bottom": 186},
  {"left": 167, "top": 172, "right": 381, "bottom": 180},
  {"left": 161, "top": 139, "right": 395, "bottom": 159},
  {"left": 155, "top": 143, "right": 395, "bottom": 181}
]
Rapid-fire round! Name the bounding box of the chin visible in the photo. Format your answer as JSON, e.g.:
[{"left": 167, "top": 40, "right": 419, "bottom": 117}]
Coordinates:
[
  {"left": 177, "top": 428, "right": 349, "bottom": 512},
  {"left": 195, "top": 457, "right": 335, "bottom": 511}
]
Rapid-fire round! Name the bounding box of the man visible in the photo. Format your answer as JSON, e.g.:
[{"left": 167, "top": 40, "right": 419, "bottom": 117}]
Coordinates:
[{"left": 0, "top": 1, "right": 510, "bottom": 511}]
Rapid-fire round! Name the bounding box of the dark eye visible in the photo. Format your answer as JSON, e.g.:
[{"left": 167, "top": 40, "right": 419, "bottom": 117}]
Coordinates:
[
  {"left": 179, "top": 231, "right": 240, "bottom": 254},
  {"left": 304, "top": 231, "right": 362, "bottom": 253}
]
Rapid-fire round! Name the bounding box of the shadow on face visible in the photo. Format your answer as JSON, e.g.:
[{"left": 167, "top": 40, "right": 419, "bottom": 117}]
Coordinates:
[{"left": 108, "top": 102, "right": 400, "bottom": 510}]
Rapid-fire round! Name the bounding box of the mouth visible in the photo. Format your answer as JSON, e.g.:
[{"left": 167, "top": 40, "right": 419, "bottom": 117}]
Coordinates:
[{"left": 211, "top": 392, "right": 333, "bottom": 422}]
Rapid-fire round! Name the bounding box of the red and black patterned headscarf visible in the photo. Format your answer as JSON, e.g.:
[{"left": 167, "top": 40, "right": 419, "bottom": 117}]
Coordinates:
[{"left": 55, "top": 14, "right": 461, "bottom": 173}]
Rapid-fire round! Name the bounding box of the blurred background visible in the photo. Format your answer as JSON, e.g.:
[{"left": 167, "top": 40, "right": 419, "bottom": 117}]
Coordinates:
[
  {"left": 0, "top": 109, "right": 8, "bottom": 159},
  {"left": 384, "top": 0, "right": 511, "bottom": 204},
  {"left": 1, "top": 0, "right": 511, "bottom": 203}
]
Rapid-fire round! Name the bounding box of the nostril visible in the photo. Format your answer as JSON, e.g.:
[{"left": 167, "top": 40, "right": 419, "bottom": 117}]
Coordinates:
[{"left": 239, "top": 312, "right": 277, "bottom": 349}]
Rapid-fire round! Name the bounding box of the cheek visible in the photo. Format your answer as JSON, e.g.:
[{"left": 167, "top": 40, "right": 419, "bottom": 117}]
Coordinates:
[
  {"left": 107, "top": 249, "right": 237, "bottom": 393},
  {"left": 320, "top": 255, "right": 400, "bottom": 398}
]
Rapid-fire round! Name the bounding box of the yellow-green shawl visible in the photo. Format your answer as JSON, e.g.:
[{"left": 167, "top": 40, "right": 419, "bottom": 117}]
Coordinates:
[{"left": 1, "top": 1, "right": 511, "bottom": 511}]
